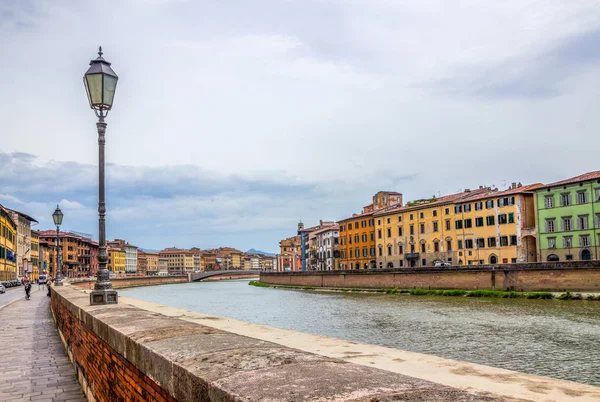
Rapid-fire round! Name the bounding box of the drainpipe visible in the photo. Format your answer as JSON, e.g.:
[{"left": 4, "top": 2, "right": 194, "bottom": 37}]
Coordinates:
[{"left": 590, "top": 181, "right": 598, "bottom": 260}]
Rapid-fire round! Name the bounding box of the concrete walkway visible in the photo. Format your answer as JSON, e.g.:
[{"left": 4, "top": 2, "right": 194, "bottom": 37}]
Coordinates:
[{"left": 0, "top": 288, "right": 85, "bottom": 401}]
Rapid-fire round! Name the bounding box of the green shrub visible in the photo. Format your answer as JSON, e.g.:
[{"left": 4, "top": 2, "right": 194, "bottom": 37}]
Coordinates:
[
  {"left": 441, "top": 289, "right": 467, "bottom": 296},
  {"left": 558, "top": 291, "right": 572, "bottom": 300},
  {"left": 249, "top": 280, "right": 271, "bottom": 288},
  {"left": 526, "top": 292, "right": 554, "bottom": 299}
]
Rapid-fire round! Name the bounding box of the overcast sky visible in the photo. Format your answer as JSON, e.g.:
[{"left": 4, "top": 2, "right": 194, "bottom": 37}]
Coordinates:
[{"left": 2, "top": 0, "right": 600, "bottom": 253}]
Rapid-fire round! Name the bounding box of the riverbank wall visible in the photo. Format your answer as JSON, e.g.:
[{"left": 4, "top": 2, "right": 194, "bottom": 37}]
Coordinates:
[
  {"left": 70, "top": 275, "right": 188, "bottom": 290},
  {"left": 49, "top": 284, "right": 600, "bottom": 401},
  {"left": 260, "top": 261, "right": 600, "bottom": 292}
]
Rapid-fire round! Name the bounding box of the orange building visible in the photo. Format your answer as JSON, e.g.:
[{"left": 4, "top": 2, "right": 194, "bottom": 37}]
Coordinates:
[
  {"left": 277, "top": 235, "right": 301, "bottom": 272},
  {"left": 338, "top": 191, "right": 402, "bottom": 270},
  {"left": 38, "top": 231, "right": 96, "bottom": 278}
]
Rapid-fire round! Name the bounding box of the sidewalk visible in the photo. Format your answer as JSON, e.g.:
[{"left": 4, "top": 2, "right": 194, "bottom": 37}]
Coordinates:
[{"left": 0, "top": 288, "right": 85, "bottom": 401}]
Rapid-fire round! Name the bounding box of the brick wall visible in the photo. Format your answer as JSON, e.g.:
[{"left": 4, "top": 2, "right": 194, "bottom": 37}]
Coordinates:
[
  {"left": 261, "top": 261, "right": 600, "bottom": 291},
  {"left": 51, "top": 293, "right": 176, "bottom": 402},
  {"left": 71, "top": 275, "right": 188, "bottom": 290}
]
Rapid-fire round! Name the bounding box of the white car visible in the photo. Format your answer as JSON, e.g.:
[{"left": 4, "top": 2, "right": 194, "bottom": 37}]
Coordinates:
[
  {"left": 0, "top": 284, "right": 5, "bottom": 294},
  {"left": 434, "top": 262, "right": 451, "bottom": 267}
]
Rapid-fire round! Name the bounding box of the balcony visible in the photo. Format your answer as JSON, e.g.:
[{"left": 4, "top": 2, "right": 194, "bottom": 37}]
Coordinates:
[{"left": 405, "top": 253, "right": 420, "bottom": 260}]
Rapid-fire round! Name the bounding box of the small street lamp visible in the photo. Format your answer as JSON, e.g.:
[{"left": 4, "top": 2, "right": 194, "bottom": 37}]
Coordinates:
[
  {"left": 84, "top": 46, "right": 118, "bottom": 305},
  {"left": 52, "top": 205, "right": 64, "bottom": 285}
]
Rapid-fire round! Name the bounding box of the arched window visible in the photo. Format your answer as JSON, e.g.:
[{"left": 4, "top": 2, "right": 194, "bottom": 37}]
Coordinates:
[
  {"left": 581, "top": 249, "right": 591, "bottom": 261},
  {"left": 547, "top": 254, "right": 559, "bottom": 262},
  {"left": 489, "top": 255, "right": 498, "bottom": 264}
]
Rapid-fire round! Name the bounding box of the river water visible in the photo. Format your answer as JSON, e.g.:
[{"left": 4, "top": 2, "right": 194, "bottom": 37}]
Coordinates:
[{"left": 120, "top": 279, "right": 600, "bottom": 386}]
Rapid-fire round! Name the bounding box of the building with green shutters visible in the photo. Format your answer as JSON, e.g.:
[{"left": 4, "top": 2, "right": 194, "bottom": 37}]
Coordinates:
[{"left": 535, "top": 171, "right": 600, "bottom": 262}]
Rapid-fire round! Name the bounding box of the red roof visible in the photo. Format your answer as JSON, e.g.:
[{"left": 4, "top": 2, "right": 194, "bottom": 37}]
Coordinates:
[
  {"left": 542, "top": 171, "right": 600, "bottom": 189},
  {"left": 337, "top": 209, "right": 374, "bottom": 223},
  {"left": 460, "top": 183, "right": 542, "bottom": 202},
  {"left": 311, "top": 224, "right": 340, "bottom": 236}
]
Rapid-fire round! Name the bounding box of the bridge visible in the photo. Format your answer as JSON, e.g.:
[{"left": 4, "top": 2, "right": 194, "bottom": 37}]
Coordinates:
[{"left": 189, "top": 269, "right": 261, "bottom": 282}]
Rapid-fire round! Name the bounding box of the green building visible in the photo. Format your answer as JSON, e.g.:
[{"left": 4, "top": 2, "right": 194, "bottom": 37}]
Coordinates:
[{"left": 535, "top": 171, "right": 600, "bottom": 262}]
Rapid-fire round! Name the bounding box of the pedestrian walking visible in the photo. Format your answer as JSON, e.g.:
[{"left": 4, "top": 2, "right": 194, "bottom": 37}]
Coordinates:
[
  {"left": 46, "top": 281, "right": 52, "bottom": 297},
  {"left": 24, "top": 280, "right": 32, "bottom": 300}
]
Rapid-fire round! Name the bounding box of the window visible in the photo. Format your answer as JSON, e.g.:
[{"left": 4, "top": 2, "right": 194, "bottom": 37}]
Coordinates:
[
  {"left": 476, "top": 238, "right": 485, "bottom": 248},
  {"left": 465, "top": 239, "right": 473, "bottom": 249},
  {"left": 354, "top": 235, "right": 359, "bottom": 243},
  {"left": 500, "top": 236, "right": 509, "bottom": 246},
  {"left": 445, "top": 208, "right": 450, "bottom": 215},
  {"left": 445, "top": 220, "right": 451, "bottom": 230},
  {"left": 378, "top": 247, "right": 382, "bottom": 256},
  {"left": 419, "top": 212, "right": 424, "bottom": 219},
  {"left": 362, "top": 234, "right": 367, "bottom": 242},
  {"left": 446, "top": 240, "right": 452, "bottom": 251},
  {"left": 545, "top": 195, "right": 554, "bottom": 208},
  {"left": 578, "top": 215, "right": 589, "bottom": 230},
  {"left": 387, "top": 218, "right": 391, "bottom": 224},
  {"left": 596, "top": 213, "right": 600, "bottom": 229},
  {"left": 498, "top": 214, "right": 507, "bottom": 224},
  {"left": 580, "top": 235, "right": 591, "bottom": 247},
  {"left": 410, "top": 225, "right": 414, "bottom": 235},
  {"left": 560, "top": 193, "right": 571, "bottom": 207},
  {"left": 455, "top": 205, "right": 462, "bottom": 214},
  {"left": 361, "top": 220, "right": 366, "bottom": 228},
  {"left": 410, "top": 214, "right": 414, "bottom": 220},
  {"left": 486, "top": 200, "right": 494, "bottom": 209},
  {"left": 370, "top": 233, "right": 374, "bottom": 241},
  {"left": 420, "top": 223, "right": 425, "bottom": 234},
  {"left": 434, "top": 241, "right": 440, "bottom": 252},
  {"left": 457, "top": 240, "right": 463, "bottom": 249},
  {"left": 464, "top": 204, "right": 471, "bottom": 212},
  {"left": 455, "top": 220, "right": 463, "bottom": 229},
  {"left": 510, "top": 235, "right": 517, "bottom": 246},
  {"left": 399, "top": 246, "right": 404, "bottom": 254},
  {"left": 563, "top": 236, "right": 572, "bottom": 248},
  {"left": 420, "top": 243, "right": 426, "bottom": 253},
  {"left": 546, "top": 218, "right": 556, "bottom": 233},
  {"left": 475, "top": 202, "right": 483, "bottom": 211},
  {"left": 562, "top": 217, "right": 572, "bottom": 232},
  {"left": 475, "top": 217, "right": 484, "bottom": 227},
  {"left": 363, "top": 247, "right": 368, "bottom": 257},
  {"left": 433, "top": 210, "right": 438, "bottom": 217},
  {"left": 354, "top": 222, "right": 359, "bottom": 229},
  {"left": 464, "top": 219, "right": 472, "bottom": 228},
  {"left": 433, "top": 221, "right": 439, "bottom": 232},
  {"left": 486, "top": 216, "right": 495, "bottom": 226},
  {"left": 378, "top": 229, "right": 382, "bottom": 239},
  {"left": 508, "top": 213, "right": 514, "bottom": 224},
  {"left": 377, "top": 220, "right": 381, "bottom": 226},
  {"left": 498, "top": 198, "right": 504, "bottom": 207},
  {"left": 387, "top": 246, "right": 392, "bottom": 256},
  {"left": 355, "top": 249, "right": 360, "bottom": 257},
  {"left": 577, "top": 191, "right": 588, "bottom": 205},
  {"left": 548, "top": 237, "right": 556, "bottom": 249},
  {"left": 387, "top": 228, "right": 392, "bottom": 238},
  {"left": 410, "top": 245, "right": 415, "bottom": 253},
  {"left": 398, "top": 227, "right": 403, "bottom": 236},
  {"left": 398, "top": 216, "right": 402, "bottom": 222},
  {"left": 596, "top": 188, "right": 600, "bottom": 202},
  {"left": 369, "top": 219, "right": 374, "bottom": 226},
  {"left": 488, "top": 237, "right": 497, "bottom": 247}
]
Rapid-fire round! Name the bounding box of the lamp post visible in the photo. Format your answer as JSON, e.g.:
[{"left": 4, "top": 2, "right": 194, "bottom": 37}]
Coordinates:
[
  {"left": 52, "top": 205, "right": 64, "bottom": 285},
  {"left": 84, "top": 46, "right": 119, "bottom": 305}
]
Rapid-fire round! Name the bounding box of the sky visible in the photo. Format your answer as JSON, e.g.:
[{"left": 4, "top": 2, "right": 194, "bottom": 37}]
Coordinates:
[{"left": 1, "top": 0, "right": 600, "bottom": 253}]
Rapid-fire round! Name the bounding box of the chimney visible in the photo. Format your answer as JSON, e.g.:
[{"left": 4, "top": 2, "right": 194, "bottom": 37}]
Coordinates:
[
  {"left": 511, "top": 182, "right": 517, "bottom": 189},
  {"left": 517, "top": 182, "right": 522, "bottom": 187},
  {"left": 464, "top": 188, "right": 471, "bottom": 193}
]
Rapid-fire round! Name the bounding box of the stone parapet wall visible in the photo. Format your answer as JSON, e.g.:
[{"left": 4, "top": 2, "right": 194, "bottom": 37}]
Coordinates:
[
  {"left": 70, "top": 275, "right": 188, "bottom": 290},
  {"left": 261, "top": 261, "right": 600, "bottom": 291},
  {"left": 50, "top": 285, "right": 519, "bottom": 401}
]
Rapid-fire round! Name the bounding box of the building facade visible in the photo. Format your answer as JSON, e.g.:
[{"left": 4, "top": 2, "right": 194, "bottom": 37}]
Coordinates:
[
  {"left": 536, "top": 171, "right": 600, "bottom": 262},
  {"left": 159, "top": 248, "right": 194, "bottom": 274},
  {"left": 8, "top": 209, "right": 38, "bottom": 279},
  {"left": 138, "top": 250, "right": 159, "bottom": 275},
  {"left": 276, "top": 235, "right": 301, "bottom": 272},
  {"left": 261, "top": 255, "right": 274, "bottom": 271},
  {"left": 0, "top": 206, "right": 17, "bottom": 281},
  {"left": 313, "top": 225, "right": 340, "bottom": 271},
  {"left": 108, "top": 248, "right": 126, "bottom": 274}
]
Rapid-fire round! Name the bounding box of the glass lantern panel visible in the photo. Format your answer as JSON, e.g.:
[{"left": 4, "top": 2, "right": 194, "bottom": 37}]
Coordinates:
[
  {"left": 103, "top": 75, "right": 118, "bottom": 108},
  {"left": 85, "top": 74, "right": 103, "bottom": 106}
]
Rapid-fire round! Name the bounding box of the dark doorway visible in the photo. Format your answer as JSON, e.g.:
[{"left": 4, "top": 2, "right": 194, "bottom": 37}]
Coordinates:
[
  {"left": 547, "top": 254, "right": 559, "bottom": 262},
  {"left": 581, "top": 249, "right": 592, "bottom": 261},
  {"left": 489, "top": 255, "right": 498, "bottom": 264}
]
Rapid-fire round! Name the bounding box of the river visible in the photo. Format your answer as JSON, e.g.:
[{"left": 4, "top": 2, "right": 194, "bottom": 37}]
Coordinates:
[{"left": 119, "top": 279, "right": 600, "bottom": 386}]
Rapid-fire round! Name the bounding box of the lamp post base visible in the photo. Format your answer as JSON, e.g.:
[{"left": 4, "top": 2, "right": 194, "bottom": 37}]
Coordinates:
[
  {"left": 54, "top": 278, "right": 64, "bottom": 286},
  {"left": 90, "top": 289, "right": 118, "bottom": 305}
]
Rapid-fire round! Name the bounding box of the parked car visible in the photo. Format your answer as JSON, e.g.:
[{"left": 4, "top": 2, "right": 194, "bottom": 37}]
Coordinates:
[
  {"left": 38, "top": 274, "right": 48, "bottom": 284},
  {"left": 434, "top": 261, "right": 452, "bottom": 267},
  {"left": 0, "top": 283, "right": 5, "bottom": 293}
]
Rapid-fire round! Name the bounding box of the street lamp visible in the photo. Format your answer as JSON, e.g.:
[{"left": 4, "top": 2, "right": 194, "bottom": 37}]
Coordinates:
[
  {"left": 84, "top": 46, "right": 118, "bottom": 305},
  {"left": 52, "top": 205, "right": 64, "bottom": 285}
]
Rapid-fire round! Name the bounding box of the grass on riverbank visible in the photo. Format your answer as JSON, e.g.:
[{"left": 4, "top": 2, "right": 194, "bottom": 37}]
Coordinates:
[{"left": 249, "top": 281, "right": 597, "bottom": 301}]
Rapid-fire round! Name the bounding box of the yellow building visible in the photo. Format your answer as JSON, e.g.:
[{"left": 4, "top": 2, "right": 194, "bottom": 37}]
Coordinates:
[
  {"left": 374, "top": 184, "right": 540, "bottom": 268},
  {"left": 138, "top": 251, "right": 159, "bottom": 275},
  {"left": 0, "top": 205, "right": 17, "bottom": 281},
  {"left": 159, "top": 249, "right": 194, "bottom": 274},
  {"left": 277, "top": 235, "right": 301, "bottom": 272},
  {"left": 30, "top": 230, "right": 40, "bottom": 281},
  {"left": 374, "top": 190, "right": 476, "bottom": 268},
  {"left": 108, "top": 248, "right": 126, "bottom": 274}
]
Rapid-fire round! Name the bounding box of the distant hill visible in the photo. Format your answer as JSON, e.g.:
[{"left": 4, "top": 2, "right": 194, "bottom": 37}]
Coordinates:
[{"left": 246, "top": 248, "right": 277, "bottom": 257}]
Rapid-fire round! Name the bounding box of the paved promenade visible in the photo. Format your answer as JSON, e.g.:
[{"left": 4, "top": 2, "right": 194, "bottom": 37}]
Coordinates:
[{"left": 0, "top": 288, "right": 85, "bottom": 401}]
